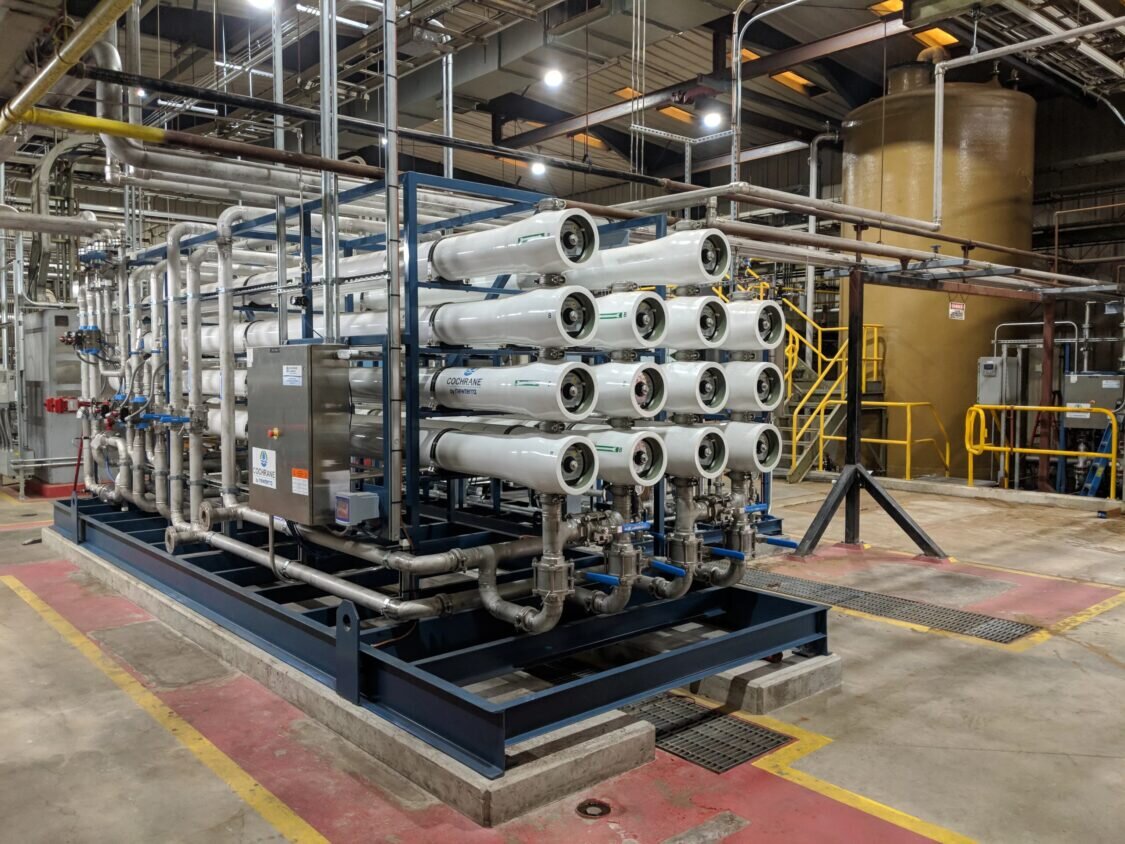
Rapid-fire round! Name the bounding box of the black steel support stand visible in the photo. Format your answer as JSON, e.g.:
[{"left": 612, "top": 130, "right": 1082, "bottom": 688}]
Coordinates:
[{"left": 795, "top": 269, "right": 946, "bottom": 559}]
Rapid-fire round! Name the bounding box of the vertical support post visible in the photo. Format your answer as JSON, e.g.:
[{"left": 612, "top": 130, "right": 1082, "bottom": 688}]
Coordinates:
[
  {"left": 441, "top": 53, "right": 454, "bottom": 179},
  {"left": 1039, "top": 298, "right": 1055, "bottom": 491},
  {"left": 272, "top": 1, "right": 288, "bottom": 346},
  {"left": 300, "top": 209, "right": 313, "bottom": 340},
  {"left": 652, "top": 215, "right": 668, "bottom": 553},
  {"left": 844, "top": 267, "right": 863, "bottom": 545},
  {"left": 319, "top": 0, "right": 340, "bottom": 343},
  {"left": 403, "top": 174, "right": 420, "bottom": 533},
  {"left": 383, "top": 6, "right": 404, "bottom": 546}
]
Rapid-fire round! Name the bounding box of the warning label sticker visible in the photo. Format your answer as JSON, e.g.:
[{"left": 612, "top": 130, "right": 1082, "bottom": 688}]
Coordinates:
[
  {"left": 251, "top": 447, "right": 277, "bottom": 489},
  {"left": 291, "top": 468, "right": 310, "bottom": 496}
]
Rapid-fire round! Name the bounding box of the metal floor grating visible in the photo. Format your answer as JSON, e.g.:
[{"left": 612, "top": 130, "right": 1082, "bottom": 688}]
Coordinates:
[
  {"left": 743, "top": 570, "right": 1040, "bottom": 644},
  {"left": 624, "top": 694, "right": 791, "bottom": 773}
]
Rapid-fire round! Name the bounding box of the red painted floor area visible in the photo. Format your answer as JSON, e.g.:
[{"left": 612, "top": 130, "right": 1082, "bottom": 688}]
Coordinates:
[
  {"left": 772, "top": 543, "right": 1118, "bottom": 627},
  {"left": 2, "top": 556, "right": 938, "bottom": 842}
]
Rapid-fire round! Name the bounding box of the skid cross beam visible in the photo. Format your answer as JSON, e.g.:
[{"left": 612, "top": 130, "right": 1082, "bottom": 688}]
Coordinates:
[{"left": 796, "top": 268, "right": 946, "bottom": 559}]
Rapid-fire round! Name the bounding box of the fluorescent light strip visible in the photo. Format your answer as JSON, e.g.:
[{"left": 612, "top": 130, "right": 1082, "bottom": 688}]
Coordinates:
[
  {"left": 157, "top": 99, "right": 219, "bottom": 116},
  {"left": 294, "top": 4, "right": 370, "bottom": 30},
  {"left": 215, "top": 60, "right": 273, "bottom": 79}
]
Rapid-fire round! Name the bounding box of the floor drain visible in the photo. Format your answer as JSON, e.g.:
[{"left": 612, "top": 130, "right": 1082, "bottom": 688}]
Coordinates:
[
  {"left": 743, "top": 569, "right": 1042, "bottom": 644},
  {"left": 576, "top": 798, "right": 612, "bottom": 819}
]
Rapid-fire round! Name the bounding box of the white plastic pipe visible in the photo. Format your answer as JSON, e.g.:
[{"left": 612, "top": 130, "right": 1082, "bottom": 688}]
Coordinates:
[
  {"left": 569, "top": 425, "right": 667, "bottom": 487},
  {"left": 594, "top": 291, "right": 667, "bottom": 349},
  {"left": 429, "top": 209, "right": 599, "bottom": 279},
  {"left": 638, "top": 424, "right": 729, "bottom": 480},
  {"left": 426, "top": 361, "right": 598, "bottom": 422},
  {"left": 720, "top": 421, "right": 782, "bottom": 474},
  {"left": 725, "top": 299, "right": 785, "bottom": 351},
  {"left": 664, "top": 295, "right": 730, "bottom": 349},
  {"left": 592, "top": 361, "right": 667, "bottom": 418},
  {"left": 420, "top": 428, "right": 599, "bottom": 495},
  {"left": 429, "top": 286, "right": 600, "bottom": 348},
  {"left": 563, "top": 228, "right": 731, "bottom": 290},
  {"left": 724, "top": 361, "right": 784, "bottom": 413},
  {"left": 662, "top": 361, "right": 728, "bottom": 415}
]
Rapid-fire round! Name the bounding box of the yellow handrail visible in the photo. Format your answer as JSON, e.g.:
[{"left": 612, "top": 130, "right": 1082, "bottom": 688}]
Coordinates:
[
  {"left": 818, "top": 400, "right": 951, "bottom": 480},
  {"left": 965, "top": 404, "right": 1118, "bottom": 500},
  {"left": 790, "top": 341, "right": 849, "bottom": 471},
  {"left": 780, "top": 298, "right": 882, "bottom": 391}
]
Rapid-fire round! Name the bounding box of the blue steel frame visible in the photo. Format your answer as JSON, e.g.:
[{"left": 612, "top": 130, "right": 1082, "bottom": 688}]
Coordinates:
[{"left": 72, "top": 172, "right": 824, "bottom": 778}]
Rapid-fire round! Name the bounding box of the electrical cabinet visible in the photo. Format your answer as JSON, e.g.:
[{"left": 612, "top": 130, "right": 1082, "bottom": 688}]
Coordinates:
[
  {"left": 977, "top": 356, "right": 1018, "bottom": 405},
  {"left": 1061, "top": 373, "right": 1124, "bottom": 430},
  {"left": 246, "top": 344, "right": 351, "bottom": 525}
]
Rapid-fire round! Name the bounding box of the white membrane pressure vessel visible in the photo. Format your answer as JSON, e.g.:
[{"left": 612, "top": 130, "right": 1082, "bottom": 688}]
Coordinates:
[
  {"left": 664, "top": 295, "right": 730, "bottom": 349},
  {"left": 724, "top": 361, "right": 784, "bottom": 413},
  {"left": 720, "top": 421, "right": 783, "bottom": 475},
  {"left": 564, "top": 228, "right": 731, "bottom": 290},
  {"left": 428, "top": 285, "right": 599, "bottom": 348},
  {"left": 593, "top": 362, "right": 667, "bottom": 418},
  {"left": 420, "top": 429, "right": 599, "bottom": 496},
  {"left": 639, "top": 424, "right": 729, "bottom": 480},
  {"left": 662, "top": 361, "right": 728, "bottom": 415},
  {"left": 595, "top": 291, "right": 667, "bottom": 349},
  {"left": 426, "top": 361, "right": 598, "bottom": 422},
  {"left": 195, "top": 368, "right": 247, "bottom": 397},
  {"left": 570, "top": 425, "right": 667, "bottom": 487},
  {"left": 427, "top": 209, "right": 599, "bottom": 280},
  {"left": 725, "top": 299, "right": 786, "bottom": 351}
]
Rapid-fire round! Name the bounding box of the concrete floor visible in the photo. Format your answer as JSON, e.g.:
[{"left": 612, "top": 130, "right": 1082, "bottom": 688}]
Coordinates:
[{"left": 0, "top": 483, "right": 1122, "bottom": 843}]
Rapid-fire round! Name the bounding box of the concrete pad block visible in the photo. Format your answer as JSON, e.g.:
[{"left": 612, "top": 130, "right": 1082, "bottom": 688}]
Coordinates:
[
  {"left": 42, "top": 528, "right": 655, "bottom": 827},
  {"left": 688, "top": 652, "right": 842, "bottom": 713}
]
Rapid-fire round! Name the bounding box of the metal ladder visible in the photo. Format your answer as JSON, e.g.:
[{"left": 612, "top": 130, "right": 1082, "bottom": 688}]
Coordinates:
[{"left": 1078, "top": 424, "right": 1116, "bottom": 497}]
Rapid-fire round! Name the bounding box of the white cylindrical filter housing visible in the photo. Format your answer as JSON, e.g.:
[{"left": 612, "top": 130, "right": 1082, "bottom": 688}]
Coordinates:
[
  {"left": 724, "top": 361, "right": 784, "bottom": 413},
  {"left": 720, "top": 421, "right": 782, "bottom": 474},
  {"left": 195, "top": 368, "right": 247, "bottom": 397},
  {"left": 664, "top": 295, "right": 730, "bottom": 349},
  {"left": 426, "top": 361, "right": 597, "bottom": 422},
  {"left": 430, "top": 285, "right": 599, "bottom": 348},
  {"left": 206, "top": 408, "right": 248, "bottom": 441},
  {"left": 428, "top": 209, "right": 599, "bottom": 280},
  {"left": 725, "top": 299, "right": 785, "bottom": 351},
  {"left": 662, "top": 361, "right": 728, "bottom": 415},
  {"left": 421, "top": 429, "right": 599, "bottom": 496},
  {"left": 595, "top": 291, "right": 667, "bottom": 349},
  {"left": 640, "top": 424, "right": 728, "bottom": 480},
  {"left": 564, "top": 228, "right": 731, "bottom": 290},
  {"left": 592, "top": 362, "right": 666, "bottom": 419},
  {"left": 570, "top": 425, "right": 667, "bottom": 487}
]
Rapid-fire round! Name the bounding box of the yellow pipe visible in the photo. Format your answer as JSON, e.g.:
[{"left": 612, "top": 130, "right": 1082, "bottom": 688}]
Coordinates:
[
  {"left": 0, "top": 0, "right": 135, "bottom": 135},
  {"left": 17, "top": 107, "right": 167, "bottom": 144}
]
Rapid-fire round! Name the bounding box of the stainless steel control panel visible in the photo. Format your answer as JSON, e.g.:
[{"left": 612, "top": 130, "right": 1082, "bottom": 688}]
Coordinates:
[{"left": 246, "top": 344, "right": 351, "bottom": 524}]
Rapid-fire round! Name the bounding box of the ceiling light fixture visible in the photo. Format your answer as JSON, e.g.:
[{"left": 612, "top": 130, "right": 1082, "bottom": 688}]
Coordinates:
[
  {"left": 543, "top": 69, "right": 564, "bottom": 88},
  {"left": 530, "top": 161, "right": 547, "bottom": 176},
  {"left": 702, "top": 111, "right": 722, "bottom": 129},
  {"left": 247, "top": 0, "right": 274, "bottom": 9}
]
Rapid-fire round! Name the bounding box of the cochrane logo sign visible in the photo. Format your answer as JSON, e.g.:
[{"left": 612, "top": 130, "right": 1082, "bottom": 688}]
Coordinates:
[
  {"left": 443, "top": 368, "right": 483, "bottom": 397},
  {"left": 251, "top": 447, "right": 277, "bottom": 489}
]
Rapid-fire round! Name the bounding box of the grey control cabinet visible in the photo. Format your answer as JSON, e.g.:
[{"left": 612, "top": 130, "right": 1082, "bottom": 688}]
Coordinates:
[
  {"left": 1061, "top": 373, "right": 1124, "bottom": 430},
  {"left": 246, "top": 344, "right": 351, "bottom": 525},
  {"left": 977, "top": 356, "right": 1018, "bottom": 405}
]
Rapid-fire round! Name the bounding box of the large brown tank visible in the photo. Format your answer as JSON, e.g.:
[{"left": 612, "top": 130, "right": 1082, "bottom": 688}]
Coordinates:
[{"left": 842, "top": 64, "right": 1035, "bottom": 476}]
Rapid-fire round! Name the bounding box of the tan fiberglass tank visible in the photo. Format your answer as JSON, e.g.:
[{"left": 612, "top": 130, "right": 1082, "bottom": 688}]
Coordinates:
[{"left": 842, "top": 64, "right": 1035, "bottom": 476}]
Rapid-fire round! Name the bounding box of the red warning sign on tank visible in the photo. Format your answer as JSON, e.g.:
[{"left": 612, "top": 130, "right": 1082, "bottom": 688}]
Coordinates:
[{"left": 948, "top": 301, "right": 966, "bottom": 321}]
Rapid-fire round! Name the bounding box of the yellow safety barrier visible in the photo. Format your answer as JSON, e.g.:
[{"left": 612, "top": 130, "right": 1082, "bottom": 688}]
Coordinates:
[
  {"left": 965, "top": 404, "right": 1118, "bottom": 500},
  {"left": 781, "top": 298, "right": 882, "bottom": 399},
  {"left": 790, "top": 342, "right": 849, "bottom": 472},
  {"left": 818, "top": 400, "right": 951, "bottom": 480}
]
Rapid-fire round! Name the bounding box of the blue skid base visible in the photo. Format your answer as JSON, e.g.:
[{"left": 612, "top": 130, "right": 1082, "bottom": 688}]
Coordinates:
[{"left": 52, "top": 497, "right": 829, "bottom": 778}]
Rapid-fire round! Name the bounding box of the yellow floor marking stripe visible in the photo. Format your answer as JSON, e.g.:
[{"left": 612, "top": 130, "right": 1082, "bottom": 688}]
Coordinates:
[
  {"left": 0, "top": 575, "right": 327, "bottom": 844},
  {"left": 672, "top": 691, "right": 975, "bottom": 844}
]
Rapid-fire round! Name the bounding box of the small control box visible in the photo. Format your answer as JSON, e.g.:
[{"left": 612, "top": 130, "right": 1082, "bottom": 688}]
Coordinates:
[{"left": 335, "top": 491, "right": 380, "bottom": 526}]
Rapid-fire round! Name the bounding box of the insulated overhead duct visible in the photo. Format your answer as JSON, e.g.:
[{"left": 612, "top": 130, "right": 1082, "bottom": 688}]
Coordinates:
[
  {"left": 420, "top": 429, "right": 599, "bottom": 496},
  {"left": 664, "top": 295, "right": 730, "bottom": 349},
  {"left": 426, "top": 209, "right": 599, "bottom": 280},
  {"left": 725, "top": 300, "right": 785, "bottom": 351},
  {"left": 563, "top": 229, "right": 731, "bottom": 289},
  {"left": 639, "top": 424, "right": 729, "bottom": 480},
  {"left": 425, "top": 362, "right": 598, "bottom": 422},
  {"left": 662, "top": 361, "right": 728, "bottom": 415},
  {"left": 595, "top": 291, "right": 668, "bottom": 349},
  {"left": 724, "top": 361, "right": 784, "bottom": 413},
  {"left": 720, "top": 421, "right": 783, "bottom": 474},
  {"left": 570, "top": 425, "right": 668, "bottom": 487}
]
